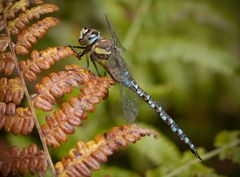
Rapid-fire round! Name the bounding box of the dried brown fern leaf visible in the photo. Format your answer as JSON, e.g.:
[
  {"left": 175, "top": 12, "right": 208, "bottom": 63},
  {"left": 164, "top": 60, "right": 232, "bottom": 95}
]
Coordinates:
[
  {"left": 0, "top": 77, "right": 24, "bottom": 105},
  {"left": 32, "top": 65, "right": 97, "bottom": 112},
  {"left": 0, "top": 34, "right": 15, "bottom": 75},
  {"left": 0, "top": 33, "right": 9, "bottom": 52},
  {"left": 15, "top": 16, "right": 60, "bottom": 55},
  {"left": 0, "top": 139, "right": 10, "bottom": 155},
  {"left": 0, "top": 101, "right": 16, "bottom": 115},
  {"left": 20, "top": 46, "right": 74, "bottom": 81},
  {"left": 55, "top": 124, "right": 158, "bottom": 177},
  {"left": 0, "top": 144, "right": 47, "bottom": 177},
  {"left": 0, "top": 102, "right": 34, "bottom": 135},
  {"left": 8, "top": 3, "right": 59, "bottom": 35},
  {"left": 42, "top": 76, "right": 115, "bottom": 148},
  {"left": 0, "top": 52, "right": 15, "bottom": 75},
  {"left": 1, "top": 0, "right": 17, "bottom": 10},
  {"left": 0, "top": 14, "right": 5, "bottom": 32},
  {"left": 3, "top": 0, "right": 44, "bottom": 20}
]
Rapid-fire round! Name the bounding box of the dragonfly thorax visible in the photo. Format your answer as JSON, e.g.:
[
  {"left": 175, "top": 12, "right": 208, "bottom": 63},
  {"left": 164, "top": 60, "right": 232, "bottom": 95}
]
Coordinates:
[
  {"left": 90, "top": 38, "right": 114, "bottom": 68},
  {"left": 78, "top": 27, "right": 100, "bottom": 47}
]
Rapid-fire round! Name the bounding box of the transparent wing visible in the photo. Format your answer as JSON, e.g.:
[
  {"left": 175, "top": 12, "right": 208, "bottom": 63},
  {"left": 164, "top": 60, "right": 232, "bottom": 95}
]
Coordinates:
[
  {"left": 120, "top": 84, "right": 139, "bottom": 123},
  {"left": 108, "top": 45, "right": 139, "bottom": 122},
  {"left": 105, "top": 15, "right": 139, "bottom": 122},
  {"left": 107, "top": 47, "right": 139, "bottom": 121},
  {"left": 105, "top": 15, "right": 126, "bottom": 52},
  {"left": 105, "top": 15, "right": 131, "bottom": 83},
  {"left": 107, "top": 46, "right": 131, "bottom": 83}
]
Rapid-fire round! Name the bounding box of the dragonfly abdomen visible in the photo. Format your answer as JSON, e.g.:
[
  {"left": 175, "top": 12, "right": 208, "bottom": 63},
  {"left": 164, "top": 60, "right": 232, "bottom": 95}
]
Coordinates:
[{"left": 128, "top": 80, "right": 202, "bottom": 160}]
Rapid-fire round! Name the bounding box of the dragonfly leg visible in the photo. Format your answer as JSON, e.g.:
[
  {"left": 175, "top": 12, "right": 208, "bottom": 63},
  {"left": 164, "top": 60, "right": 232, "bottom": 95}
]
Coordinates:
[
  {"left": 68, "top": 45, "right": 86, "bottom": 49},
  {"left": 85, "top": 53, "right": 90, "bottom": 68},
  {"left": 91, "top": 58, "right": 101, "bottom": 76},
  {"left": 68, "top": 44, "right": 78, "bottom": 52},
  {"left": 68, "top": 44, "right": 85, "bottom": 60},
  {"left": 76, "top": 51, "right": 85, "bottom": 60}
]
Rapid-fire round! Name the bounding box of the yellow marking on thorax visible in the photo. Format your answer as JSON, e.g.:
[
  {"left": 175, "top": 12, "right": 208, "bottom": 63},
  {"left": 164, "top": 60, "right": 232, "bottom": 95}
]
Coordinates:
[
  {"left": 95, "top": 47, "right": 111, "bottom": 55},
  {"left": 97, "top": 59, "right": 108, "bottom": 68}
]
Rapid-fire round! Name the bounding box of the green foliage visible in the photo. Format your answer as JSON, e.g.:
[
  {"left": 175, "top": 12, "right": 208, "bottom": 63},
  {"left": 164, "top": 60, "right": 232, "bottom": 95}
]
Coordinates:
[
  {"left": 92, "top": 166, "right": 141, "bottom": 177},
  {"left": 214, "top": 130, "right": 240, "bottom": 165},
  {"left": 178, "top": 151, "right": 226, "bottom": 177},
  {"left": 128, "top": 123, "right": 181, "bottom": 169},
  {"left": 147, "top": 163, "right": 226, "bottom": 177}
]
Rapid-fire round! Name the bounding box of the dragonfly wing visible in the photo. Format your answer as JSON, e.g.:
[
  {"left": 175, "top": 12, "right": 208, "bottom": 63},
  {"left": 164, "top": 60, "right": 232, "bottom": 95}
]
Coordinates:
[
  {"left": 107, "top": 45, "right": 134, "bottom": 85},
  {"left": 105, "top": 15, "right": 132, "bottom": 83},
  {"left": 120, "top": 84, "right": 139, "bottom": 123},
  {"left": 105, "top": 16, "right": 139, "bottom": 122},
  {"left": 105, "top": 15, "right": 126, "bottom": 52}
]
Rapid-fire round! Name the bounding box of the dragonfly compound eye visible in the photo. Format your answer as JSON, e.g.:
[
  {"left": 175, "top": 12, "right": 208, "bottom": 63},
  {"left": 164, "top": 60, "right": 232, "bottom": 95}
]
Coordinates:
[
  {"left": 79, "top": 27, "right": 89, "bottom": 39},
  {"left": 87, "top": 31, "right": 100, "bottom": 45}
]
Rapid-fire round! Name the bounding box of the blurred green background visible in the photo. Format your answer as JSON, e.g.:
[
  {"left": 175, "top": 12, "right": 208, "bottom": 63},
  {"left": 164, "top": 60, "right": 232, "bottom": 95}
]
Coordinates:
[{"left": 4, "top": 0, "right": 240, "bottom": 176}]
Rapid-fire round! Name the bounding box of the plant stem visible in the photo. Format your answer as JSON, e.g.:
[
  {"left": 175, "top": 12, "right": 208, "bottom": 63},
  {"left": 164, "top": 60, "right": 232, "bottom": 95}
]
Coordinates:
[
  {"left": 164, "top": 139, "right": 240, "bottom": 177},
  {"left": 3, "top": 12, "right": 56, "bottom": 177},
  {"left": 123, "top": 0, "right": 152, "bottom": 50}
]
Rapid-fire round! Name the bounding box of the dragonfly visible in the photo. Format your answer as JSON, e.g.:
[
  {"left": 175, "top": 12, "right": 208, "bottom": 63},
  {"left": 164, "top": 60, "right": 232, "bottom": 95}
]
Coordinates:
[{"left": 70, "top": 17, "right": 202, "bottom": 160}]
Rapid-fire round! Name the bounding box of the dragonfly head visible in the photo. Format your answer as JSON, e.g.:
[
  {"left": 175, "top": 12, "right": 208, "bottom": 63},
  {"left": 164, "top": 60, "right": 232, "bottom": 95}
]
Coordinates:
[{"left": 78, "top": 27, "right": 100, "bottom": 47}]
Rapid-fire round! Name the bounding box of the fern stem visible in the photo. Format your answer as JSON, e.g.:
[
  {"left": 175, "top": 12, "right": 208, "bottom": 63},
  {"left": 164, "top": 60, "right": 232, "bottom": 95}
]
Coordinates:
[
  {"left": 123, "top": 0, "right": 152, "bottom": 50},
  {"left": 3, "top": 14, "right": 56, "bottom": 177},
  {"left": 164, "top": 138, "right": 240, "bottom": 177}
]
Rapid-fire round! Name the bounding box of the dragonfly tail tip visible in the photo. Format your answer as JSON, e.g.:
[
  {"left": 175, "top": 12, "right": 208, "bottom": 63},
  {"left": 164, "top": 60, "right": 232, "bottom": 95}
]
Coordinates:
[{"left": 195, "top": 151, "right": 203, "bottom": 161}]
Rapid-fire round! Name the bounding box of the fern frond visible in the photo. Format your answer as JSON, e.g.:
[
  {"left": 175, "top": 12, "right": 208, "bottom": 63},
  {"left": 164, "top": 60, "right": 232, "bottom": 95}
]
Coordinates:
[
  {"left": 15, "top": 16, "right": 60, "bottom": 55},
  {"left": 0, "top": 102, "right": 34, "bottom": 135},
  {"left": 0, "top": 33, "right": 9, "bottom": 52},
  {"left": 1, "top": 0, "right": 64, "bottom": 175},
  {"left": 0, "top": 77, "right": 24, "bottom": 105},
  {"left": 41, "top": 75, "right": 114, "bottom": 147},
  {"left": 32, "top": 65, "right": 96, "bottom": 112},
  {"left": 20, "top": 46, "right": 74, "bottom": 81},
  {"left": 0, "top": 144, "right": 47, "bottom": 177},
  {"left": 55, "top": 124, "right": 158, "bottom": 177},
  {"left": 0, "top": 14, "right": 4, "bottom": 32},
  {"left": 8, "top": 3, "right": 59, "bottom": 35},
  {"left": 0, "top": 34, "right": 15, "bottom": 75},
  {"left": 0, "top": 52, "right": 15, "bottom": 75},
  {"left": 3, "top": 0, "right": 43, "bottom": 20}
]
